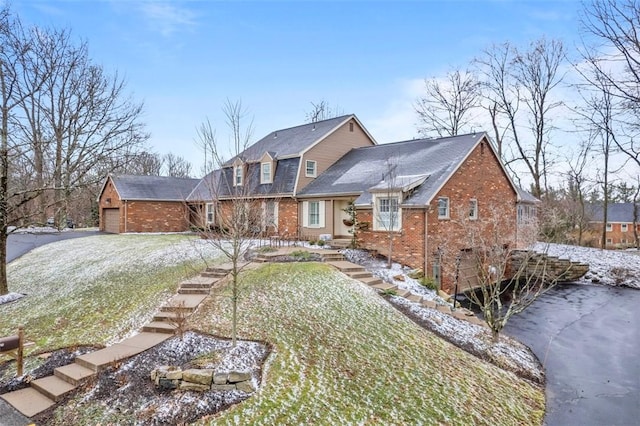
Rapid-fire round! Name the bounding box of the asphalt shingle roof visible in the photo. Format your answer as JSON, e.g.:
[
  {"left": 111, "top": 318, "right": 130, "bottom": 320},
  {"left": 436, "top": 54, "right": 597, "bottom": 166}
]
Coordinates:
[
  {"left": 223, "top": 115, "right": 353, "bottom": 164},
  {"left": 588, "top": 203, "right": 640, "bottom": 223},
  {"left": 297, "top": 132, "right": 490, "bottom": 206},
  {"left": 111, "top": 175, "right": 200, "bottom": 201}
]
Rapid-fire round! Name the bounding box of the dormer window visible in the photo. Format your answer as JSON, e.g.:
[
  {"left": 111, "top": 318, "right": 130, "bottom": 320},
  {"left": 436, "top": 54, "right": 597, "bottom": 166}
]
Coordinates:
[
  {"left": 234, "top": 165, "right": 243, "bottom": 186},
  {"left": 305, "top": 160, "right": 317, "bottom": 178},
  {"left": 261, "top": 162, "right": 272, "bottom": 184}
]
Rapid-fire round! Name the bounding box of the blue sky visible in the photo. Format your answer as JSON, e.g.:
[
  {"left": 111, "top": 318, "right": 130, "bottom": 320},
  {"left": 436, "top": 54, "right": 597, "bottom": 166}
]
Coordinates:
[{"left": 10, "top": 0, "right": 584, "bottom": 174}]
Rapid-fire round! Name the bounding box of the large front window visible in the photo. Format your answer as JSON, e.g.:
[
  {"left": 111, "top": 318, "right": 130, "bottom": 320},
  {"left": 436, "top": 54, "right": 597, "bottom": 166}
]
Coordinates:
[{"left": 377, "top": 197, "right": 399, "bottom": 230}]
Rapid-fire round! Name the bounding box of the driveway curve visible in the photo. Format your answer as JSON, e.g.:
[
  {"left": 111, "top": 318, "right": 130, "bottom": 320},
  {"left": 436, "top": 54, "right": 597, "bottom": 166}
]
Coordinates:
[{"left": 7, "top": 230, "right": 102, "bottom": 263}]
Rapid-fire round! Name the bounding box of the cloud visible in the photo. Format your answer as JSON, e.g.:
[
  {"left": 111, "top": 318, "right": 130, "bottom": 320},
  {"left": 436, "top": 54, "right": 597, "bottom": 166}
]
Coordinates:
[{"left": 137, "top": 1, "right": 198, "bottom": 37}]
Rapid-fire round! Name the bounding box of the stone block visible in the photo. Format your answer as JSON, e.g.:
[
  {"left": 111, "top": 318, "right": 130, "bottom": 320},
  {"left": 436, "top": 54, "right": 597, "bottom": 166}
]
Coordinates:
[
  {"left": 179, "top": 382, "right": 209, "bottom": 392},
  {"left": 236, "top": 380, "right": 255, "bottom": 393},
  {"left": 228, "top": 371, "right": 251, "bottom": 383},
  {"left": 183, "top": 369, "right": 214, "bottom": 386},
  {"left": 213, "top": 372, "right": 228, "bottom": 385},
  {"left": 421, "top": 299, "right": 437, "bottom": 309},
  {"left": 159, "top": 378, "right": 178, "bottom": 390},
  {"left": 211, "top": 384, "right": 236, "bottom": 392},
  {"left": 436, "top": 304, "right": 451, "bottom": 313},
  {"left": 165, "top": 370, "right": 183, "bottom": 381}
]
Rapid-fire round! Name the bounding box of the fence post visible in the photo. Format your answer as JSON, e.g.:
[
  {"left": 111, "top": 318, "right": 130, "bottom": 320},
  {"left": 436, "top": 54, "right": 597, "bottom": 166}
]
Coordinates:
[{"left": 17, "top": 326, "right": 24, "bottom": 377}]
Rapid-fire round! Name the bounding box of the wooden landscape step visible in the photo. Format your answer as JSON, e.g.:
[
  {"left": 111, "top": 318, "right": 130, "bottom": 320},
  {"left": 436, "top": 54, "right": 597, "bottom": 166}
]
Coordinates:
[
  {"left": 160, "top": 294, "right": 208, "bottom": 312},
  {"left": 76, "top": 332, "right": 171, "bottom": 372},
  {"left": 326, "top": 261, "right": 365, "bottom": 273},
  {"left": 30, "top": 375, "right": 76, "bottom": 402},
  {"left": 396, "top": 288, "right": 410, "bottom": 298},
  {"left": 421, "top": 299, "right": 437, "bottom": 309},
  {"left": 359, "top": 276, "right": 383, "bottom": 286},
  {"left": 153, "top": 311, "right": 184, "bottom": 322},
  {"left": 142, "top": 321, "right": 178, "bottom": 334},
  {"left": 54, "top": 363, "right": 96, "bottom": 386},
  {"left": 177, "top": 287, "right": 210, "bottom": 295},
  {"left": 371, "top": 282, "right": 398, "bottom": 292},
  {"left": 180, "top": 276, "right": 218, "bottom": 287},
  {"left": 346, "top": 271, "right": 372, "bottom": 279},
  {"left": 406, "top": 294, "right": 423, "bottom": 303},
  {"left": 1, "top": 387, "right": 55, "bottom": 417}
]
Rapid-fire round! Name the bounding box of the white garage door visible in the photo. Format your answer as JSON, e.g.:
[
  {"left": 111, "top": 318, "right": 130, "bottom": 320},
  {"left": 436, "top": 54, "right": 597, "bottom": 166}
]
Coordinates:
[{"left": 103, "top": 208, "right": 120, "bottom": 233}]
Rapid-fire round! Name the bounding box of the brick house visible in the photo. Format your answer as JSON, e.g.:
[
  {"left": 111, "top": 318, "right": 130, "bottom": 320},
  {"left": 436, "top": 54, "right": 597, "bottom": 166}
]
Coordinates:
[
  {"left": 186, "top": 115, "right": 376, "bottom": 235},
  {"left": 297, "top": 132, "right": 527, "bottom": 292},
  {"left": 98, "top": 175, "right": 199, "bottom": 233},
  {"left": 586, "top": 202, "right": 640, "bottom": 248}
]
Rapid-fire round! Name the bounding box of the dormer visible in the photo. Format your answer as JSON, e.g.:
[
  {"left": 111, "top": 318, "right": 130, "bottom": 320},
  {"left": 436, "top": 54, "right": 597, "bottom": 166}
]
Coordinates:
[
  {"left": 259, "top": 152, "right": 275, "bottom": 184},
  {"left": 232, "top": 158, "right": 245, "bottom": 187}
]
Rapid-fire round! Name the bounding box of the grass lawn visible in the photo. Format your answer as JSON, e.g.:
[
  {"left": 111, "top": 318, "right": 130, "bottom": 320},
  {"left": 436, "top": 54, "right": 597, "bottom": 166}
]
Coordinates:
[
  {"left": 0, "top": 234, "right": 221, "bottom": 355},
  {"left": 189, "top": 262, "right": 545, "bottom": 425}
]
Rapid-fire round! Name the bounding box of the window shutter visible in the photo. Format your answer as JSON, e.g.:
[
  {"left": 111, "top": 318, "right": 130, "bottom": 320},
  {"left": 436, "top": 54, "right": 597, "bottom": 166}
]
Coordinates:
[
  {"left": 302, "top": 201, "right": 309, "bottom": 227},
  {"left": 318, "top": 201, "right": 325, "bottom": 228}
]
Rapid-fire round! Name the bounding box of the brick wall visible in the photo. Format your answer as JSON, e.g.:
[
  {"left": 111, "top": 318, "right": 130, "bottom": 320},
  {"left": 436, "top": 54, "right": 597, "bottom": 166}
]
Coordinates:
[
  {"left": 98, "top": 178, "right": 123, "bottom": 232},
  {"left": 278, "top": 198, "right": 298, "bottom": 237},
  {"left": 355, "top": 140, "right": 517, "bottom": 293},
  {"left": 125, "top": 201, "right": 190, "bottom": 233}
]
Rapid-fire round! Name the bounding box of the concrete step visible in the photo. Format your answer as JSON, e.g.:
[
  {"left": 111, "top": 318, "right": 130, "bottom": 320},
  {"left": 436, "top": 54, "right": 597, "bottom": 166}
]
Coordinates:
[
  {"left": 177, "top": 288, "right": 210, "bottom": 295},
  {"left": 406, "top": 294, "right": 423, "bottom": 303},
  {"left": 179, "top": 282, "right": 213, "bottom": 289},
  {"left": 371, "top": 282, "right": 398, "bottom": 292},
  {"left": 153, "top": 311, "right": 186, "bottom": 322},
  {"left": 76, "top": 333, "right": 171, "bottom": 372},
  {"left": 201, "top": 271, "right": 228, "bottom": 278},
  {"left": 54, "top": 363, "right": 96, "bottom": 386},
  {"left": 142, "top": 321, "right": 178, "bottom": 334},
  {"left": 160, "top": 294, "right": 208, "bottom": 312},
  {"left": 181, "top": 276, "right": 218, "bottom": 286},
  {"left": 359, "top": 276, "right": 383, "bottom": 286},
  {"left": 1, "top": 387, "right": 55, "bottom": 417},
  {"left": 30, "top": 375, "right": 76, "bottom": 402}
]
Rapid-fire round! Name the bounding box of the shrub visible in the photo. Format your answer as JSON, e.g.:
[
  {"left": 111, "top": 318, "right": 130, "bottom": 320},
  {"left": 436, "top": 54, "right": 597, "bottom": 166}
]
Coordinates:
[
  {"left": 317, "top": 240, "right": 325, "bottom": 247},
  {"left": 291, "top": 250, "right": 312, "bottom": 261},
  {"left": 419, "top": 277, "right": 438, "bottom": 291},
  {"left": 380, "top": 288, "right": 398, "bottom": 296},
  {"left": 308, "top": 240, "right": 317, "bottom": 246},
  {"left": 257, "top": 246, "right": 277, "bottom": 253}
]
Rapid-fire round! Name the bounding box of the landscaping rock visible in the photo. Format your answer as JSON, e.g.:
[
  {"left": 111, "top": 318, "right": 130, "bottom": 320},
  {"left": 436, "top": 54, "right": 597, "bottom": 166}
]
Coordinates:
[
  {"left": 228, "top": 371, "right": 251, "bottom": 383},
  {"left": 211, "top": 384, "right": 236, "bottom": 392},
  {"left": 179, "top": 382, "right": 209, "bottom": 392},
  {"left": 213, "top": 372, "right": 228, "bottom": 385},
  {"left": 183, "top": 369, "right": 213, "bottom": 386},
  {"left": 236, "top": 380, "right": 255, "bottom": 393},
  {"left": 393, "top": 274, "right": 405, "bottom": 281},
  {"left": 158, "top": 378, "right": 178, "bottom": 390}
]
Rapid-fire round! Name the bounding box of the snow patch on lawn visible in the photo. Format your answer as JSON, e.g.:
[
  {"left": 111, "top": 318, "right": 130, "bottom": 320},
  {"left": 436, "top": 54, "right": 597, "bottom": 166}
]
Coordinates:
[
  {"left": 534, "top": 243, "right": 640, "bottom": 289},
  {"left": 0, "top": 292, "right": 23, "bottom": 305}
]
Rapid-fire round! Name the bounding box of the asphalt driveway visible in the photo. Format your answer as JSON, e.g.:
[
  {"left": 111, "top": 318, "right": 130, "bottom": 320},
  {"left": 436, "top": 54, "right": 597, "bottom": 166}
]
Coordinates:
[{"left": 6, "top": 230, "right": 102, "bottom": 263}]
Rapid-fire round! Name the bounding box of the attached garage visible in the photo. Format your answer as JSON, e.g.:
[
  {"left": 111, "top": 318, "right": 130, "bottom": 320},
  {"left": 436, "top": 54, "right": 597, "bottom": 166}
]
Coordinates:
[
  {"left": 102, "top": 208, "right": 120, "bottom": 233},
  {"left": 98, "top": 174, "right": 200, "bottom": 233}
]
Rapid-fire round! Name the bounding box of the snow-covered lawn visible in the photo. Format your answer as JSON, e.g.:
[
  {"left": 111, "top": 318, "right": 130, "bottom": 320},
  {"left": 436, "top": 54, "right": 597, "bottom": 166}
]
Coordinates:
[
  {"left": 188, "top": 263, "right": 544, "bottom": 425},
  {"left": 535, "top": 243, "right": 640, "bottom": 289},
  {"left": 0, "top": 234, "right": 224, "bottom": 351}
]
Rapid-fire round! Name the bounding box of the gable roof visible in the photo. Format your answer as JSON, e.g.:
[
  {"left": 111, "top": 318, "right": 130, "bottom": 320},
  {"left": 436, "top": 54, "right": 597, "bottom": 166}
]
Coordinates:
[
  {"left": 107, "top": 174, "right": 200, "bottom": 202},
  {"left": 223, "top": 114, "right": 365, "bottom": 165},
  {"left": 587, "top": 202, "right": 640, "bottom": 223},
  {"left": 297, "top": 132, "right": 514, "bottom": 206}
]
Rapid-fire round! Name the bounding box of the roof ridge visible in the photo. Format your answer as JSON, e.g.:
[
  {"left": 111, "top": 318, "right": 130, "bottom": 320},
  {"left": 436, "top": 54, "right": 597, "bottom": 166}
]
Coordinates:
[
  {"left": 267, "top": 114, "right": 353, "bottom": 134},
  {"left": 352, "top": 132, "right": 486, "bottom": 151}
]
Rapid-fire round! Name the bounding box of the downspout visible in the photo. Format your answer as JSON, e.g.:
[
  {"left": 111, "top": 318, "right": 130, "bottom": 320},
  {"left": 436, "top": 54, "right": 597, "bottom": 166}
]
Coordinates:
[
  {"left": 124, "top": 200, "right": 128, "bottom": 233},
  {"left": 424, "top": 205, "right": 429, "bottom": 279}
]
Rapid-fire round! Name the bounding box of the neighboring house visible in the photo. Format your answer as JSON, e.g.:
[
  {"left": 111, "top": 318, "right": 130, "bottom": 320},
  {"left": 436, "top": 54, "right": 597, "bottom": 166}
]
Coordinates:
[
  {"left": 186, "top": 114, "right": 376, "bottom": 236},
  {"left": 516, "top": 188, "right": 540, "bottom": 248},
  {"left": 98, "top": 175, "right": 199, "bottom": 233},
  {"left": 297, "top": 132, "right": 525, "bottom": 293},
  {"left": 586, "top": 202, "right": 640, "bottom": 248}
]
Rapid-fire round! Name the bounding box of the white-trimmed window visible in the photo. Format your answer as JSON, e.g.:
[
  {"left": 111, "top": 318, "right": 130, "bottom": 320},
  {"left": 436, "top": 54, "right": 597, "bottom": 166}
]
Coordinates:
[
  {"left": 302, "top": 200, "right": 325, "bottom": 228},
  {"left": 437, "top": 197, "right": 449, "bottom": 219},
  {"left": 606, "top": 223, "right": 612, "bottom": 232},
  {"left": 606, "top": 238, "right": 612, "bottom": 245},
  {"left": 261, "top": 162, "right": 272, "bottom": 184},
  {"left": 469, "top": 199, "right": 478, "bottom": 220},
  {"left": 375, "top": 197, "right": 400, "bottom": 231},
  {"left": 305, "top": 160, "right": 317, "bottom": 177},
  {"left": 621, "top": 223, "right": 628, "bottom": 232},
  {"left": 206, "top": 203, "right": 215, "bottom": 224},
  {"left": 263, "top": 201, "right": 278, "bottom": 230},
  {"left": 234, "top": 165, "right": 243, "bottom": 186}
]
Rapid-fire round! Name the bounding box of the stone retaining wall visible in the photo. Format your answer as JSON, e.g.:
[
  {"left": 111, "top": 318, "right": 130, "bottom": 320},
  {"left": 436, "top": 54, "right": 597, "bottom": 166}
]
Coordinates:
[{"left": 151, "top": 366, "right": 255, "bottom": 393}]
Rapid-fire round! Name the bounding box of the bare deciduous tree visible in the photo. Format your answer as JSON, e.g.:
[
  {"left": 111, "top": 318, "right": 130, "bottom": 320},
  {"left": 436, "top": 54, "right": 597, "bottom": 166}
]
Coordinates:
[
  {"left": 305, "top": 99, "right": 344, "bottom": 123},
  {"left": 414, "top": 68, "right": 481, "bottom": 137},
  {"left": 476, "top": 39, "right": 566, "bottom": 198},
  {"left": 162, "top": 152, "right": 192, "bottom": 178},
  {"left": 195, "top": 100, "right": 260, "bottom": 347}
]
